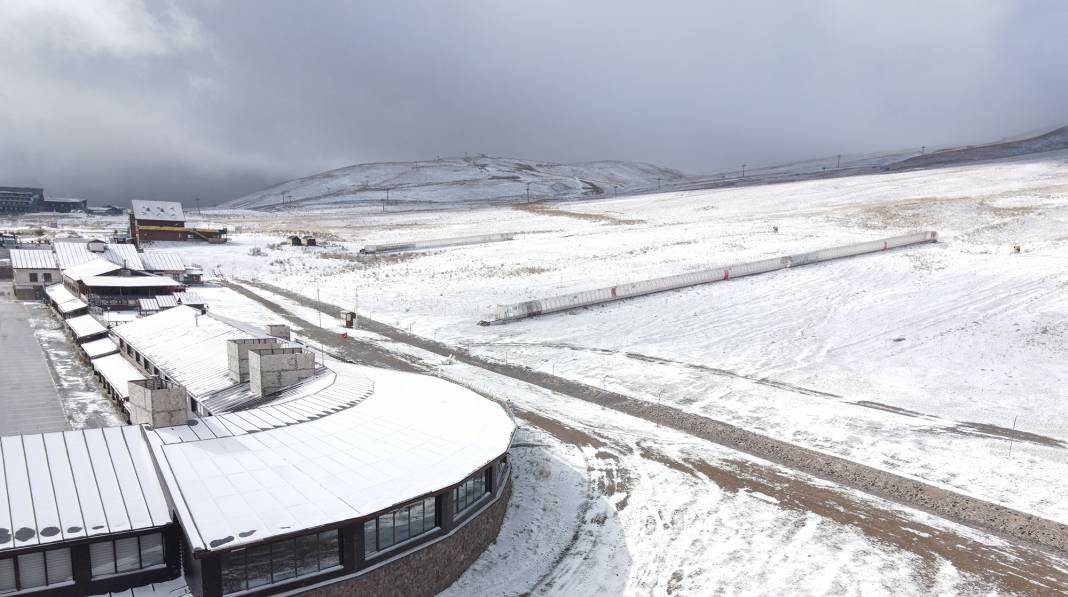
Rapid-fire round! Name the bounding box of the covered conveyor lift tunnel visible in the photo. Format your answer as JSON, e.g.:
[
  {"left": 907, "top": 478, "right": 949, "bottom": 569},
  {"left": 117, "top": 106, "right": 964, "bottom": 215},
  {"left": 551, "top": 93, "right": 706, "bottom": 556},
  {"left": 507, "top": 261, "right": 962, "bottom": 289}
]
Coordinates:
[{"left": 483, "top": 231, "right": 939, "bottom": 324}]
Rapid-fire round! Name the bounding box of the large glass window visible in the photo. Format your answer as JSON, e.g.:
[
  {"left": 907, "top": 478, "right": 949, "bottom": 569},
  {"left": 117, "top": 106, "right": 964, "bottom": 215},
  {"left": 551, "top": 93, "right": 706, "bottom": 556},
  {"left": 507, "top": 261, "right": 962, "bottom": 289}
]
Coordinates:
[
  {"left": 222, "top": 530, "right": 340, "bottom": 595},
  {"left": 453, "top": 468, "right": 490, "bottom": 514},
  {"left": 363, "top": 496, "right": 437, "bottom": 557},
  {"left": 0, "top": 548, "right": 73, "bottom": 594},
  {"left": 89, "top": 532, "right": 166, "bottom": 578}
]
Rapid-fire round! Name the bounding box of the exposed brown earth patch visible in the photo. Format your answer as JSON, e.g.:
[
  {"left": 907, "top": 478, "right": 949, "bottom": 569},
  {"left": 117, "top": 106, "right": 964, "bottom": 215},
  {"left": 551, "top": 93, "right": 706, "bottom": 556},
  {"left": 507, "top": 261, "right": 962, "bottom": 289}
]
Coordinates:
[
  {"left": 686, "top": 458, "right": 1068, "bottom": 595},
  {"left": 513, "top": 202, "right": 645, "bottom": 225}
]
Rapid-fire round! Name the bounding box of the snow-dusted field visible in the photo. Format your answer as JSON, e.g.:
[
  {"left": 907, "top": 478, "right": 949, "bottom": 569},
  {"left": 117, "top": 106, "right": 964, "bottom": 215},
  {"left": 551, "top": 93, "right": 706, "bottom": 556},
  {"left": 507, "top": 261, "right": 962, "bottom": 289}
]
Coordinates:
[{"left": 174, "top": 150, "right": 1068, "bottom": 528}]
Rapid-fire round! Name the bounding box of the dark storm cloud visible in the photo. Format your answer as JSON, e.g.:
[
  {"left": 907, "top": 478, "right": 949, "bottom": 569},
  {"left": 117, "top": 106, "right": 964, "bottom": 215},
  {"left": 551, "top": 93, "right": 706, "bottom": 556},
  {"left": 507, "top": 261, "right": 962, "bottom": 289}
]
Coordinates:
[{"left": 1, "top": 0, "right": 1066, "bottom": 205}]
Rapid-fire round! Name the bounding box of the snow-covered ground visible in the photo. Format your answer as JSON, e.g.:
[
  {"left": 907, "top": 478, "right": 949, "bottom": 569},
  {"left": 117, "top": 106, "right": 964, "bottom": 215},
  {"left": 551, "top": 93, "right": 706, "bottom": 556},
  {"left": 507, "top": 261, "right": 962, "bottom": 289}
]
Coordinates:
[
  {"left": 7, "top": 147, "right": 1067, "bottom": 594},
  {"left": 166, "top": 149, "right": 1068, "bottom": 528},
  {"left": 193, "top": 279, "right": 1067, "bottom": 595}
]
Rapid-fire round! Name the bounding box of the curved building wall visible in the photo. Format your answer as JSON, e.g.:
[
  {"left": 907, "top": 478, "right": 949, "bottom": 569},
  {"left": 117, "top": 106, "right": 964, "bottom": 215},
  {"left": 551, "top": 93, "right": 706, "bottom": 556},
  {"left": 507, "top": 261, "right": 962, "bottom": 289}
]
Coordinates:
[{"left": 305, "top": 475, "right": 511, "bottom": 597}]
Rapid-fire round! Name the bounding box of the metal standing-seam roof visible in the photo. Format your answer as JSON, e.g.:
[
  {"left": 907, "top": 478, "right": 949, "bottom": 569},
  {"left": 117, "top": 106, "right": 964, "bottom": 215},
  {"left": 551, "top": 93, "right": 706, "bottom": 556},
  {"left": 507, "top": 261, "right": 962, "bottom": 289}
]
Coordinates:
[
  {"left": 91, "top": 354, "right": 147, "bottom": 400},
  {"left": 8, "top": 249, "right": 58, "bottom": 270},
  {"left": 138, "top": 298, "right": 160, "bottom": 312},
  {"left": 145, "top": 364, "right": 515, "bottom": 555},
  {"left": 131, "top": 200, "right": 184, "bottom": 223},
  {"left": 154, "top": 295, "right": 178, "bottom": 309},
  {"left": 140, "top": 252, "right": 185, "bottom": 272},
  {"left": 53, "top": 239, "right": 144, "bottom": 271},
  {"left": 0, "top": 426, "right": 171, "bottom": 553},
  {"left": 112, "top": 306, "right": 270, "bottom": 401},
  {"left": 66, "top": 314, "right": 108, "bottom": 339}
]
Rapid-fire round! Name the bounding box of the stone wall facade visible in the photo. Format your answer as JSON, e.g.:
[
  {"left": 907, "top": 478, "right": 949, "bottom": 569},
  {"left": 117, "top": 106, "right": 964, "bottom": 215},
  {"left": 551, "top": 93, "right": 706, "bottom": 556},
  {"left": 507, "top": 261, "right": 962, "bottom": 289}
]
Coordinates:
[{"left": 307, "top": 480, "right": 511, "bottom": 597}]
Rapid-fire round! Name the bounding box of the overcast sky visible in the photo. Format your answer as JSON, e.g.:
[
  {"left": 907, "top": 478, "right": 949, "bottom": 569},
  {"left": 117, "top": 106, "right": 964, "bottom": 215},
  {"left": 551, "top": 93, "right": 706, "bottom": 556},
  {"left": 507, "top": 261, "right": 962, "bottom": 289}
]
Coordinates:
[{"left": 1, "top": 1, "right": 1066, "bottom": 205}]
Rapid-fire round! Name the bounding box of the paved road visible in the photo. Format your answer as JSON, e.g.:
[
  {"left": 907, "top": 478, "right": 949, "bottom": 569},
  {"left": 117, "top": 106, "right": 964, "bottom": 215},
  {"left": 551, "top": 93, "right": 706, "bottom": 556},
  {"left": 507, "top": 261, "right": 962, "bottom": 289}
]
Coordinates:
[{"left": 0, "top": 297, "right": 69, "bottom": 435}]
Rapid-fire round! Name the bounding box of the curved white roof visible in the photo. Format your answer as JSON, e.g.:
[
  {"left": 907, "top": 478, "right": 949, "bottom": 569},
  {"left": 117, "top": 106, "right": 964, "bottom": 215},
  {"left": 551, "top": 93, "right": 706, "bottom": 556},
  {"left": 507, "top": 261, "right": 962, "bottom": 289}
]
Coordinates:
[{"left": 146, "top": 364, "right": 515, "bottom": 554}]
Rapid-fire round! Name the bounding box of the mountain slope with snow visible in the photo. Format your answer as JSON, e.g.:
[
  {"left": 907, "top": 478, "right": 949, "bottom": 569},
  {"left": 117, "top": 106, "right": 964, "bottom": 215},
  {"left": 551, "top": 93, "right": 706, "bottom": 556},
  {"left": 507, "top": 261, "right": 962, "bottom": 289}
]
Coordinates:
[{"left": 222, "top": 156, "right": 687, "bottom": 210}]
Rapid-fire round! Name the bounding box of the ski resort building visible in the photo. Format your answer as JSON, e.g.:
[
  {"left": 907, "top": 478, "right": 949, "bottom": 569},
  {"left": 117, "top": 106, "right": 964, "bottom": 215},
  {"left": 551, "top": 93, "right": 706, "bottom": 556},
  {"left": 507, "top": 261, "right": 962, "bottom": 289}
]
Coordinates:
[
  {"left": 8, "top": 249, "right": 60, "bottom": 299},
  {"left": 0, "top": 307, "right": 515, "bottom": 597},
  {"left": 130, "top": 201, "right": 227, "bottom": 244},
  {"left": 0, "top": 187, "right": 86, "bottom": 213}
]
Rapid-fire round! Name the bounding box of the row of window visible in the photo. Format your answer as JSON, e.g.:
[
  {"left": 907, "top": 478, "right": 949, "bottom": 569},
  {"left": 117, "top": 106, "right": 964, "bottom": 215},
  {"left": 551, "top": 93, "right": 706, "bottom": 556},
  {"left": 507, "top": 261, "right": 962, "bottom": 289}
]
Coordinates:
[
  {"left": 453, "top": 469, "right": 491, "bottom": 514},
  {"left": 0, "top": 548, "right": 72, "bottom": 594},
  {"left": 27, "top": 272, "right": 53, "bottom": 283},
  {"left": 222, "top": 530, "right": 340, "bottom": 596},
  {"left": 90, "top": 533, "right": 165, "bottom": 578},
  {"left": 0, "top": 533, "right": 165, "bottom": 595},
  {"left": 363, "top": 496, "right": 438, "bottom": 557}
]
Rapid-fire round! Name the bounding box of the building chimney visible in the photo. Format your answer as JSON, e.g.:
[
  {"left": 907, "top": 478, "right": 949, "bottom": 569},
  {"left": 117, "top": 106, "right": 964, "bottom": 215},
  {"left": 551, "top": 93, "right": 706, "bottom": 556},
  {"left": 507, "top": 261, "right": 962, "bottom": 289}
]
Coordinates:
[
  {"left": 128, "top": 377, "right": 187, "bottom": 427},
  {"left": 227, "top": 337, "right": 282, "bottom": 383},
  {"left": 248, "top": 347, "right": 315, "bottom": 397},
  {"left": 264, "top": 324, "right": 291, "bottom": 340}
]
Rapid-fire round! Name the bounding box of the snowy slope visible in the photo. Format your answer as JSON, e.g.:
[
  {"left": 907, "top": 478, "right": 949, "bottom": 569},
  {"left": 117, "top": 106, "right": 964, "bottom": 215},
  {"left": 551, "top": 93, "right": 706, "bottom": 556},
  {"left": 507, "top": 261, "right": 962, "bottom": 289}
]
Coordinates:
[
  {"left": 889, "top": 125, "right": 1068, "bottom": 171},
  {"left": 173, "top": 148, "right": 1068, "bottom": 527},
  {"left": 222, "top": 156, "right": 687, "bottom": 210}
]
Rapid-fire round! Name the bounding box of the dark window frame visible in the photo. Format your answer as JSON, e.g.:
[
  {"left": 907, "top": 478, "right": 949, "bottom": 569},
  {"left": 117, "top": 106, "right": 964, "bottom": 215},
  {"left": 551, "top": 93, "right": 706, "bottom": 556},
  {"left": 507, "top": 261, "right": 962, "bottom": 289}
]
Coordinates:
[
  {"left": 89, "top": 532, "right": 166, "bottom": 579},
  {"left": 453, "top": 467, "right": 491, "bottom": 516},
  {"left": 0, "top": 546, "right": 74, "bottom": 592},
  {"left": 362, "top": 495, "right": 438, "bottom": 558},
  {"left": 221, "top": 530, "right": 340, "bottom": 596}
]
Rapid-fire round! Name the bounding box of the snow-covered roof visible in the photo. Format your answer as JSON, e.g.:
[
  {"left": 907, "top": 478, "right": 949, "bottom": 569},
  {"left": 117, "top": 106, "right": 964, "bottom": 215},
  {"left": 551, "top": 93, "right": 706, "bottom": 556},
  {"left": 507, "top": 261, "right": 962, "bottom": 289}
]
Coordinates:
[
  {"left": 45, "top": 284, "right": 90, "bottom": 314},
  {"left": 139, "top": 298, "right": 160, "bottom": 312},
  {"left": 44, "top": 283, "right": 76, "bottom": 303},
  {"left": 67, "top": 314, "right": 108, "bottom": 339},
  {"left": 54, "top": 239, "right": 144, "bottom": 271},
  {"left": 140, "top": 252, "right": 185, "bottom": 272},
  {"left": 0, "top": 427, "right": 171, "bottom": 553},
  {"left": 155, "top": 295, "right": 178, "bottom": 309},
  {"left": 56, "top": 298, "right": 89, "bottom": 315},
  {"left": 112, "top": 306, "right": 269, "bottom": 400},
  {"left": 175, "top": 292, "right": 206, "bottom": 306},
  {"left": 63, "top": 257, "right": 122, "bottom": 281},
  {"left": 145, "top": 365, "right": 515, "bottom": 554},
  {"left": 82, "top": 337, "right": 119, "bottom": 359},
  {"left": 131, "top": 200, "right": 184, "bottom": 223},
  {"left": 91, "top": 354, "right": 146, "bottom": 400},
  {"left": 9, "top": 248, "right": 57, "bottom": 269},
  {"left": 82, "top": 275, "right": 182, "bottom": 288}
]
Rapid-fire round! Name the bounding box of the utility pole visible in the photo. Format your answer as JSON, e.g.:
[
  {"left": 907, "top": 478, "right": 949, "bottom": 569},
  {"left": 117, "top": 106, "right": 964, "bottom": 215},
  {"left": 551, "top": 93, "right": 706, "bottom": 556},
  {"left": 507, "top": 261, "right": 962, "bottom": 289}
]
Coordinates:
[
  {"left": 741, "top": 164, "right": 747, "bottom": 178},
  {"left": 195, "top": 196, "right": 201, "bottom": 215},
  {"left": 836, "top": 154, "right": 841, "bottom": 168},
  {"left": 656, "top": 177, "right": 661, "bottom": 191},
  {"left": 317, "top": 286, "right": 323, "bottom": 330},
  {"left": 526, "top": 182, "right": 531, "bottom": 203},
  {"left": 921, "top": 145, "right": 926, "bottom": 155}
]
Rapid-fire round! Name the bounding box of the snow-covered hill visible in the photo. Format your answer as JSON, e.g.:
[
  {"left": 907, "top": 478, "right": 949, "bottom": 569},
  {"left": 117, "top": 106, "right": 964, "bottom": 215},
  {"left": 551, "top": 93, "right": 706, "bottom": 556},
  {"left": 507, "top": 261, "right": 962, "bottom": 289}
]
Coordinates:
[{"left": 222, "top": 156, "right": 687, "bottom": 211}]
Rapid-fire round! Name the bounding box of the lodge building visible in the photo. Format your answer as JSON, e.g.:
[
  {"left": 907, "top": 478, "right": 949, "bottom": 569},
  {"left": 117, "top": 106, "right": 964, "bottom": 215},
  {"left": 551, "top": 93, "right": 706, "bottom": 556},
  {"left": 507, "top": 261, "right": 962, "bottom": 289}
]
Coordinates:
[{"left": 0, "top": 307, "right": 516, "bottom": 597}]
